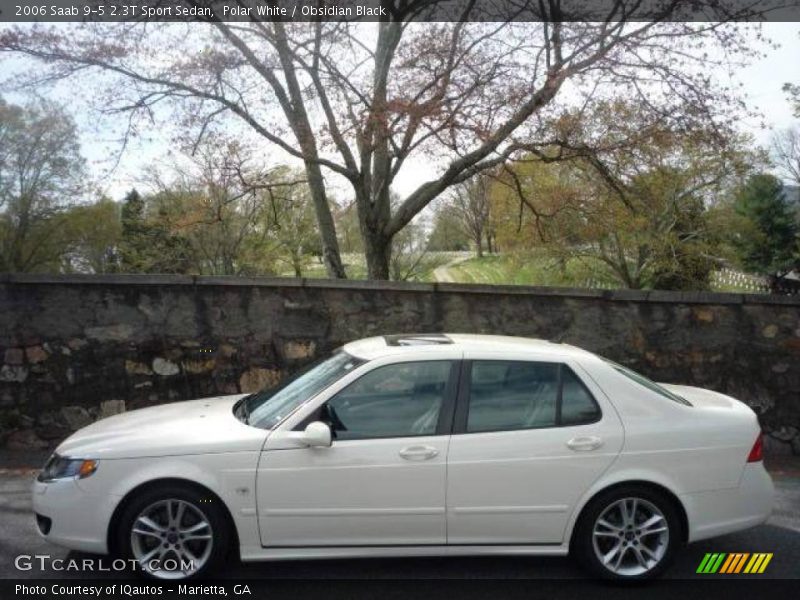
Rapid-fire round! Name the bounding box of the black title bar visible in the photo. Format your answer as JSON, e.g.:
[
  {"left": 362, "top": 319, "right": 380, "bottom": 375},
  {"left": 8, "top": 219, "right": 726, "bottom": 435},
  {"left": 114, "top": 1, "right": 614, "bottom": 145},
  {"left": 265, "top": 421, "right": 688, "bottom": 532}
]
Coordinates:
[{"left": 1, "top": 0, "right": 800, "bottom": 23}]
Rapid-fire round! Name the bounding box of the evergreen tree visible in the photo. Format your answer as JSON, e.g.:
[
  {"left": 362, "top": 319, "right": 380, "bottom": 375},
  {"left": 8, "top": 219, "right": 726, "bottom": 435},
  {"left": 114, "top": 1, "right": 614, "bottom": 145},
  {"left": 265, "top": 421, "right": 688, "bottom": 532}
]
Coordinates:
[
  {"left": 117, "top": 188, "right": 191, "bottom": 274},
  {"left": 733, "top": 174, "right": 799, "bottom": 276}
]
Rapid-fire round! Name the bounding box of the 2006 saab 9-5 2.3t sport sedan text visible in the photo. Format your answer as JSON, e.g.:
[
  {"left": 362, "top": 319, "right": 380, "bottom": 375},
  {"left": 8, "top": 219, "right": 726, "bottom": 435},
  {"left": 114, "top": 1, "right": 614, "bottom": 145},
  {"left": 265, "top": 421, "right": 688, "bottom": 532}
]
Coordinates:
[{"left": 33, "top": 334, "right": 773, "bottom": 581}]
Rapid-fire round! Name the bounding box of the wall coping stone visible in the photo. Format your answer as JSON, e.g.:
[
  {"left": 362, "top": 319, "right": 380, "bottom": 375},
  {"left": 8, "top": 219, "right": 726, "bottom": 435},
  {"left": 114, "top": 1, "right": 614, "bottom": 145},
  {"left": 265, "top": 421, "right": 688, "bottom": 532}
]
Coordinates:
[{"left": 2, "top": 273, "right": 799, "bottom": 307}]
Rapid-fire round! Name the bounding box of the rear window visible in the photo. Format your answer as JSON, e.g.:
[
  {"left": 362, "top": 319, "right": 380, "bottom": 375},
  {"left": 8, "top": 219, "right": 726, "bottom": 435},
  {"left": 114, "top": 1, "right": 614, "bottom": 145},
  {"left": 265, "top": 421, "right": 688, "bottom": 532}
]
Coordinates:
[
  {"left": 605, "top": 360, "right": 692, "bottom": 406},
  {"left": 465, "top": 361, "right": 601, "bottom": 433}
]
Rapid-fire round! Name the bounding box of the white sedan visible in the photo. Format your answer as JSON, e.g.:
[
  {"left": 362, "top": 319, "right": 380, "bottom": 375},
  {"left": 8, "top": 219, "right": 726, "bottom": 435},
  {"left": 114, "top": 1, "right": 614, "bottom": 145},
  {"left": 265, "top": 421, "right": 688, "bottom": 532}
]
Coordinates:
[{"left": 32, "top": 334, "right": 773, "bottom": 581}]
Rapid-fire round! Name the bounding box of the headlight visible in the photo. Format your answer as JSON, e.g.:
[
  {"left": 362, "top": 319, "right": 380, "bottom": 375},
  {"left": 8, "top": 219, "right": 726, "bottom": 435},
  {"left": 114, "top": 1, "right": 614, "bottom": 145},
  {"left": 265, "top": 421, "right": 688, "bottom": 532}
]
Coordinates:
[{"left": 37, "top": 455, "right": 98, "bottom": 482}]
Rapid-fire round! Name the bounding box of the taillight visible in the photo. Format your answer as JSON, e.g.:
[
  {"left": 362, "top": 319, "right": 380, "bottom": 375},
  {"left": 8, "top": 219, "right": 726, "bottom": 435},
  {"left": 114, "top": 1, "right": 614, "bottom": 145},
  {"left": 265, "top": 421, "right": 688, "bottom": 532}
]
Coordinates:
[{"left": 747, "top": 432, "right": 763, "bottom": 463}]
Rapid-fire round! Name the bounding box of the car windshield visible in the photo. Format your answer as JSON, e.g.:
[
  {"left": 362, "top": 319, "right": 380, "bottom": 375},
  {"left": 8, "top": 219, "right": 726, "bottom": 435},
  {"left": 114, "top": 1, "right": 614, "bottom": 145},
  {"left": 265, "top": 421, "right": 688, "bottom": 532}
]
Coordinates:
[
  {"left": 604, "top": 359, "right": 692, "bottom": 406},
  {"left": 239, "top": 351, "right": 365, "bottom": 429}
]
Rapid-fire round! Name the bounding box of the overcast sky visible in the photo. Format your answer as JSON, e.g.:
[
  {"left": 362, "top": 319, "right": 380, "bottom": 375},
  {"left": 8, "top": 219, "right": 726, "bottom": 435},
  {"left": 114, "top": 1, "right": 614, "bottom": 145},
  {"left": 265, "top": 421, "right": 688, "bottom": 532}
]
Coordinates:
[{"left": 2, "top": 22, "right": 799, "bottom": 202}]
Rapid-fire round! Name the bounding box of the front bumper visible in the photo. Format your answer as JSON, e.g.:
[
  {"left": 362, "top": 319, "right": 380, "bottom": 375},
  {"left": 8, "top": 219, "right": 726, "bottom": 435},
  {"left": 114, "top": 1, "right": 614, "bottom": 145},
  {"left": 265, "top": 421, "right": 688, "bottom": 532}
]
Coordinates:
[
  {"left": 680, "top": 462, "right": 774, "bottom": 543},
  {"left": 31, "top": 477, "right": 116, "bottom": 555}
]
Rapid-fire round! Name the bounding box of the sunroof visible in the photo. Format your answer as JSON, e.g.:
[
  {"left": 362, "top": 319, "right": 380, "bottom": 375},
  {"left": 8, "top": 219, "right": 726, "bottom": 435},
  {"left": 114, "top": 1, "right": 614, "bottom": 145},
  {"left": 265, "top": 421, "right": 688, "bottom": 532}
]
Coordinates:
[{"left": 384, "top": 334, "right": 453, "bottom": 347}]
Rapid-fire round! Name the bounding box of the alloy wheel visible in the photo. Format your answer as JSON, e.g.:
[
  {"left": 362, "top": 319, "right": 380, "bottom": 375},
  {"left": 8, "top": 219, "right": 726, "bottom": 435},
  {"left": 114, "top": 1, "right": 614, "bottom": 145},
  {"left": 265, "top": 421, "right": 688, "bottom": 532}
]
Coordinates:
[
  {"left": 130, "top": 498, "right": 214, "bottom": 579},
  {"left": 591, "top": 496, "right": 670, "bottom": 577}
]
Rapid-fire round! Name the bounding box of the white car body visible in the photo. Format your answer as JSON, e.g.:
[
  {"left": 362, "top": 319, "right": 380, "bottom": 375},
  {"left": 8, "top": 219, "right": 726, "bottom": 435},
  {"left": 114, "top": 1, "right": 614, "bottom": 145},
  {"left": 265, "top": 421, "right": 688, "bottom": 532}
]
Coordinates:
[{"left": 33, "top": 334, "right": 773, "bottom": 573}]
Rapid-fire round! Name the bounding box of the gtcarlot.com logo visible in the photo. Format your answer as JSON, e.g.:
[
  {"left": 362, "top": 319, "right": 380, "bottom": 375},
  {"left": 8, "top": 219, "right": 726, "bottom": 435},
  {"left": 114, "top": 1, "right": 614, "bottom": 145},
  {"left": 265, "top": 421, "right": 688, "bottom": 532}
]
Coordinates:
[
  {"left": 696, "top": 552, "right": 773, "bottom": 574},
  {"left": 15, "top": 554, "right": 194, "bottom": 573}
]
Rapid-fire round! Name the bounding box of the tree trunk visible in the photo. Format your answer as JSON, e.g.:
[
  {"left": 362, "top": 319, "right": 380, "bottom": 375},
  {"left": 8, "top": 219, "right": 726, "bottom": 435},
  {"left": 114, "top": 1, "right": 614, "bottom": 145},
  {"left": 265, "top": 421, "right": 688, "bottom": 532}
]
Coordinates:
[
  {"left": 302, "top": 159, "right": 346, "bottom": 279},
  {"left": 475, "top": 236, "right": 483, "bottom": 258},
  {"left": 270, "top": 21, "right": 346, "bottom": 280},
  {"left": 363, "top": 230, "right": 392, "bottom": 280},
  {"left": 354, "top": 22, "right": 401, "bottom": 282}
]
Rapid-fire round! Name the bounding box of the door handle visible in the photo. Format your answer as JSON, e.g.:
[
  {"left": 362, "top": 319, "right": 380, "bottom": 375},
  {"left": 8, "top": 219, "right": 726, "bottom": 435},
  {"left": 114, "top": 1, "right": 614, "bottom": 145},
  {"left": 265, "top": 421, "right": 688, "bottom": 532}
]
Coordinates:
[
  {"left": 399, "top": 445, "right": 439, "bottom": 461},
  {"left": 566, "top": 436, "right": 603, "bottom": 452}
]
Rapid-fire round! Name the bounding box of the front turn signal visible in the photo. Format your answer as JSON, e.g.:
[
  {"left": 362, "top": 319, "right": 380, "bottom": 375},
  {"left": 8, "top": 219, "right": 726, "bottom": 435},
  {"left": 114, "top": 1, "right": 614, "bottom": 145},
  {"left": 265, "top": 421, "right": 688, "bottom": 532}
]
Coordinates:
[{"left": 77, "top": 459, "right": 99, "bottom": 478}]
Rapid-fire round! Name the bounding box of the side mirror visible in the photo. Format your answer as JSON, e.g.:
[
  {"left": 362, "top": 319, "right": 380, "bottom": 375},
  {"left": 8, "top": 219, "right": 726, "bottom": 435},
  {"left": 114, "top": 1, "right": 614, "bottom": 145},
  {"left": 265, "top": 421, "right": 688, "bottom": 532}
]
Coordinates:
[{"left": 303, "top": 421, "right": 332, "bottom": 448}]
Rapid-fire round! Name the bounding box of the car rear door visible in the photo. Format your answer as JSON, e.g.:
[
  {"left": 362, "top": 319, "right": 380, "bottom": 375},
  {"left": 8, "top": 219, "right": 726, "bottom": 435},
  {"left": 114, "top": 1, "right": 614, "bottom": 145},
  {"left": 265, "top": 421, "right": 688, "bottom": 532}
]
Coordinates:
[{"left": 446, "top": 355, "right": 624, "bottom": 544}]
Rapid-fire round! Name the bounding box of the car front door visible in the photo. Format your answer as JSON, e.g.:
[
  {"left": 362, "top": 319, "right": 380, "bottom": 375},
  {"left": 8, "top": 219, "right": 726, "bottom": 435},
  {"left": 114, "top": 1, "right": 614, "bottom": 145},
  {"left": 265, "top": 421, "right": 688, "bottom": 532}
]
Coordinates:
[
  {"left": 256, "top": 358, "right": 459, "bottom": 547},
  {"left": 446, "top": 356, "right": 624, "bottom": 544}
]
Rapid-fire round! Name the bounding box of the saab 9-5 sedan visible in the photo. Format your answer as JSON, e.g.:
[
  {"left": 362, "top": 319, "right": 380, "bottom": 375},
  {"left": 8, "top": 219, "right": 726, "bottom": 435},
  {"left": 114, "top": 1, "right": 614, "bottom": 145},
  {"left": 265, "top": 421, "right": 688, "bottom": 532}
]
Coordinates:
[{"left": 33, "top": 334, "right": 773, "bottom": 580}]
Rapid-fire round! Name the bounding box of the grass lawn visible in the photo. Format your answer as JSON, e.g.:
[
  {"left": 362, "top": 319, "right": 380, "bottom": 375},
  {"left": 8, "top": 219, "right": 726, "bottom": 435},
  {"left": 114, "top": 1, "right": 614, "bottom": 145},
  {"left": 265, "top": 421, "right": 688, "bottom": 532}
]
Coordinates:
[
  {"left": 285, "top": 251, "right": 769, "bottom": 294},
  {"left": 446, "top": 253, "right": 769, "bottom": 294},
  {"left": 447, "top": 253, "right": 617, "bottom": 288},
  {"left": 283, "top": 252, "right": 458, "bottom": 282}
]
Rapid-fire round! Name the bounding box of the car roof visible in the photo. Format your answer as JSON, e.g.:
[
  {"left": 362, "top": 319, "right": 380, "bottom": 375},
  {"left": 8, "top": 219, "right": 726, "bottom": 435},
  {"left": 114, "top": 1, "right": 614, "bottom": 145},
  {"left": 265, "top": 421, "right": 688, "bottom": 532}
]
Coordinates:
[{"left": 342, "top": 333, "right": 596, "bottom": 362}]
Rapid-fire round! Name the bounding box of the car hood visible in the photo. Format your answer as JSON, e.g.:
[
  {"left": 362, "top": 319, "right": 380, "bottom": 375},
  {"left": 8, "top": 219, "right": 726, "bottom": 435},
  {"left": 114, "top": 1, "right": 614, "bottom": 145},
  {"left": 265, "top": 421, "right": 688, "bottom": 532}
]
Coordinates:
[{"left": 55, "top": 394, "right": 268, "bottom": 459}]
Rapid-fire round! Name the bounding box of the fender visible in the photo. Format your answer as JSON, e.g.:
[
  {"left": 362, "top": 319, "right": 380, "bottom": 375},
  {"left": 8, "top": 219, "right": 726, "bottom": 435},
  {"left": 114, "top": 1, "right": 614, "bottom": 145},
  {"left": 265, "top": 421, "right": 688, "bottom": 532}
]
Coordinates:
[
  {"left": 562, "top": 467, "right": 688, "bottom": 545},
  {"left": 82, "top": 452, "right": 262, "bottom": 553}
]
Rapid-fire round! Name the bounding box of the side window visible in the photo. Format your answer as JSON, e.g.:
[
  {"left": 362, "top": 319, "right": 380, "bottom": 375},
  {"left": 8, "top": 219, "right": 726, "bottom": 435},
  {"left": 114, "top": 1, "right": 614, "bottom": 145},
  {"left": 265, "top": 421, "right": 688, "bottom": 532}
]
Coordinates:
[
  {"left": 465, "top": 361, "right": 601, "bottom": 433},
  {"left": 324, "top": 361, "right": 453, "bottom": 440},
  {"left": 467, "top": 361, "right": 559, "bottom": 433},
  {"left": 560, "top": 366, "right": 601, "bottom": 425}
]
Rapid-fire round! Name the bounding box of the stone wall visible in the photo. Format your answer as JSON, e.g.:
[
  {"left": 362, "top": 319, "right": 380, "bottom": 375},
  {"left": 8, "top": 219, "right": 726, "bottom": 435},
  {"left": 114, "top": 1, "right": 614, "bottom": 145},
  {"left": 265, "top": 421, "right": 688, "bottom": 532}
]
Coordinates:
[{"left": 1, "top": 274, "right": 799, "bottom": 453}]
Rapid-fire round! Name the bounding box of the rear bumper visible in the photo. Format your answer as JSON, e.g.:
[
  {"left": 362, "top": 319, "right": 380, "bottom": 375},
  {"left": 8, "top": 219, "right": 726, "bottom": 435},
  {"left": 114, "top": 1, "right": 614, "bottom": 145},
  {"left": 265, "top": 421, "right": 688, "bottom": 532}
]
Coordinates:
[{"left": 680, "top": 463, "right": 774, "bottom": 543}]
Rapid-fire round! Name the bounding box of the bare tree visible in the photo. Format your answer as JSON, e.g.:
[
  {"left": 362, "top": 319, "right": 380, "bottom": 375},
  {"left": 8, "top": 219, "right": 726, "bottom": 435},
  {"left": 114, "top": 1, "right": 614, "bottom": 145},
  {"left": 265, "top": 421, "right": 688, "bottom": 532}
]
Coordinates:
[
  {"left": 497, "top": 103, "right": 753, "bottom": 289},
  {"left": 259, "top": 168, "right": 322, "bottom": 278},
  {"left": 389, "top": 219, "right": 431, "bottom": 281},
  {"left": 147, "top": 140, "right": 268, "bottom": 275},
  {"left": 450, "top": 174, "right": 491, "bottom": 258},
  {"left": 147, "top": 138, "right": 312, "bottom": 276},
  {"left": 785, "top": 81, "right": 800, "bottom": 118},
  {"left": 771, "top": 125, "right": 800, "bottom": 186},
  {"left": 0, "top": 1, "right": 767, "bottom": 278},
  {"left": 0, "top": 98, "right": 85, "bottom": 272}
]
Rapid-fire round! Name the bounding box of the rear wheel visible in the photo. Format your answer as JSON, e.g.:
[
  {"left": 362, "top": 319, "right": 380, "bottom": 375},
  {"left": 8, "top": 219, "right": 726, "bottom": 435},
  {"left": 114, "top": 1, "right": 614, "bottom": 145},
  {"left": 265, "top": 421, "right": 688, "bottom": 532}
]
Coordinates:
[
  {"left": 573, "top": 485, "right": 681, "bottom": 580},
  {"left": 117, "top": 484, "right": 230, "bottom": 580}
]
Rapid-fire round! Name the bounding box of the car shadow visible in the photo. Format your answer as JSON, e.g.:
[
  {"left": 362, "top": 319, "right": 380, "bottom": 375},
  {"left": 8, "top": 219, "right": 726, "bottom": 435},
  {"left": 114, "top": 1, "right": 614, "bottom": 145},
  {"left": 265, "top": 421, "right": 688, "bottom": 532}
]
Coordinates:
[{"left": 52, "top": 523, "right": 798, "bottom": 580}]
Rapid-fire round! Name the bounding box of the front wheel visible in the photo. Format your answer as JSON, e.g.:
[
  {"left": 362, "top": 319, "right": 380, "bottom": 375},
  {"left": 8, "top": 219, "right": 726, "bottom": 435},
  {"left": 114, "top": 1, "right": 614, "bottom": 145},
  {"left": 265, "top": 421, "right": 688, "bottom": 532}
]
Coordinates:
[
  {"left": 572, "top": 485, "right": 681, "bottom": 580},
  {"left": 117, "top": 484, "right": 230, "bottom": 580}
]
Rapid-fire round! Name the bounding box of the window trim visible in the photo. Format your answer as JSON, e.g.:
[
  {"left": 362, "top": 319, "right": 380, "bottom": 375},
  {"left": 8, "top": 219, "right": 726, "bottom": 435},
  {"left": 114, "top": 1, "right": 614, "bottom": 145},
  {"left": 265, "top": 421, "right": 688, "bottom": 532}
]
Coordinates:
[
  {"left": 293, "top": 359, "right": 462, "bottom": 440},
  {"left": 453, "top": 359, "right": 602, "bottom": 435},
  {"left": 559, "top": 363, "right": 603, "bottom": 427}
]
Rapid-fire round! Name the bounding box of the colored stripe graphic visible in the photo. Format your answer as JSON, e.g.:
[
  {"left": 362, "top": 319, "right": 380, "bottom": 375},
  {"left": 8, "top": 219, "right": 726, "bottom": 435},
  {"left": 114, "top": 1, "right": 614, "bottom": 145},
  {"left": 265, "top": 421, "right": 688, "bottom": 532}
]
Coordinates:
[
  {"left": 697, "top": 553, "right": 727, "bottom": 573},
  {"left": 757, "top": 554, "right": 773, "bottom": 573},
  {"left": 719, "top": 553, "right": 736, "bottom": 573},
  {"left": 733, "top": 553, "right": 750, "bottom": 573},
  {"left": 696, "top": 553, "right": 713, "bottom": 573},
  {"left": 744, "top": 553, "right": 773, "bottom": 574},
  {"left": 697, "top": 552, "right": 771, "bottom": 574},
  {"left": 748, "top": 554, "right": 763, "bottom": 573},
  {"left": 710, "top": 553, "right": 726, "bottom": 573},
  {"left": 719, "top": 554, "right": 735, "bottom": 573},
  {"left": 719, "top": 553, "right": 750, "bottom": 573}
]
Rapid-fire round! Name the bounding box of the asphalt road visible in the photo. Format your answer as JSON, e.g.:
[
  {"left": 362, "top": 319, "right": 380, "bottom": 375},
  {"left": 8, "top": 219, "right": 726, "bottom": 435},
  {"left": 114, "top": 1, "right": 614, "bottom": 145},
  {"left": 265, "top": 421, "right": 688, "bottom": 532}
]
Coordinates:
[{"left": 1, "top": 458, "right": 798, "bottom": 581}]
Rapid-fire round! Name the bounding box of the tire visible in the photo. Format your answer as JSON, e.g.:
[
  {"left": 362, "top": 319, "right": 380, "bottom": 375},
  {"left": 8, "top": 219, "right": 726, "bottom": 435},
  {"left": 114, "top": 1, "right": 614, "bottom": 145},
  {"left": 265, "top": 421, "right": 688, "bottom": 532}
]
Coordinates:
[
  {"left": 116, "top": 483, "right": 230, "bottom": 580},
  {"left": 571, "top": 484, "right": 682, "bottom": 581}
]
